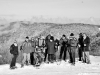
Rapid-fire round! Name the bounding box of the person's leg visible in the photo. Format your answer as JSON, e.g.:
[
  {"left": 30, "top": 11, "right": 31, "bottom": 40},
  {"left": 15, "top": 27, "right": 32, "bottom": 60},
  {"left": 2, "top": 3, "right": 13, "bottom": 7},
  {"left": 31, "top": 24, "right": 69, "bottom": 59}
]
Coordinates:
[
  {"left": 56, "top": 46, "right": 60, "bottom": 61},
  {"left": 13, "top": 55, "right": 18, "bottom": 67},
  {"left": 27, "top": 53, "right": 31, "bottom": 65},
  {"left": 73, "top": 47, "right": 76, "bottom": 64},
  {"left": 50, "top": 54, "right": 52, "bottom": 62},
  {"left": 80, "top": 47, "right": 83, "bottom": 61},
  {"left": 44, "top": 49, "right": 48, "bottom": 62},
  {"left": 71, "top": 47, "right": 74, "bottom": 64},
  {"left": 78, "top": 47, "right": 81, "bottom": 61},
  {"left": 10, "top": 54, "right": 15, "bottom": 68},
  {"left": 63, "top": 47, "right": 67, "bottom": 61},
  {"left": 82, "top": 51, "right": 85, "bottom": 63},
  {"left": 68, "top": 47, "right": 71, "bottom": 63},
  {"left": 21, "top": 53, "right": 27, "bottom": 67},
  {"left": 85, "top": 51, "right": 90, "bottom": 64},
  {"left": 59, "top": 46, "right": 64, "bottom": 60},
  {"left": 51, "top": 54, "right": 54, "bottom": 63},
  {"left": 33, "top": 52, "right": 35, "bottom": 65},
  {"left": 48, "top": 54, "right": 50, "bottom": 62},
  {"left": 30, "top": 52, "right": 33, "bottom": 65},
  {"left": 70, "top": 47, "right": 73, "bottom": 63}
]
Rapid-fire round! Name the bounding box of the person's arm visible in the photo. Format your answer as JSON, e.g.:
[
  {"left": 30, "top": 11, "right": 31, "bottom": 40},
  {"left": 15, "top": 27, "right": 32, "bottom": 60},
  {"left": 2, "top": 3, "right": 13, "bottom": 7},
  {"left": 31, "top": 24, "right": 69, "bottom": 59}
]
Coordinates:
[
  {"left": 86, "top": 37, "right": 90, "bottom": 46},
  {"left": 10, "top": 44, "right": 13, "bottom": 54}
]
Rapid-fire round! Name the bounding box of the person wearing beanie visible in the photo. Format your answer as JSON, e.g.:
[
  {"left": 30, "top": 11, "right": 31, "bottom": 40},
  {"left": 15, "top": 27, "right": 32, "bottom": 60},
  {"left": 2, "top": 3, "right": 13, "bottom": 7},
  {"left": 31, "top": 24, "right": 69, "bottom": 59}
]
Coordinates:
[
  {"left": 10, "top": 40, "right": 19, "bottom": 69},
  {"left": 68, "top": 33, "right": 77, "bottom": 65},
  {"left": 47, "top": 36, "right": 56, "bottom": 63},
  {"left": 21, "top": 36, "right": 32, "bottom": 67}
]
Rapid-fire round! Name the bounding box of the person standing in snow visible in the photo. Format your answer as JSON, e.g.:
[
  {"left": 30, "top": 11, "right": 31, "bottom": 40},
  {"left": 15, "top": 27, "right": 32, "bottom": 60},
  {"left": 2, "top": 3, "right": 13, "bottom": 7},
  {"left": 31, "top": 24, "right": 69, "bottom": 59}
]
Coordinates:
[
  {"left": 44, "top": 34, "right": 51, "bottom": 62},
  {"left": 68, "top": 33, "right": 77, "bottom": 65},
  {"left": 82, "top": 33, "right": 91, "bottom": 64},
  {"left": 47, "top": 36, "right": 56, "bottom": 63},
  {"left": 54, "top": 38, "right": 60, "bottom": 62},
  {"left": 10, "top": 40, "right": 19, "bottom": 69},
  {"left": 78, "top": 33, "right": 84, "bottom": 61},
  {"left": 30, "top": 37, "right": 36, "bottom": 65},
  {"left": 21, "top": 36, "right": 32, "bottom": 67},
  {"left": 59, "top": 34, "right": 68, "bottom": 62}
]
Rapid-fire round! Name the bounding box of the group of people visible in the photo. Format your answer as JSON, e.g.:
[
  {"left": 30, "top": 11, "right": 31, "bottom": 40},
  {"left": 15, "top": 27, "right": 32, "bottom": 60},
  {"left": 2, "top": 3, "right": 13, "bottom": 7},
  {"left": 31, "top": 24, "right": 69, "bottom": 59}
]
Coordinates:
[{"left": 9, "top": 33, "right": 91, "bottom": 69}]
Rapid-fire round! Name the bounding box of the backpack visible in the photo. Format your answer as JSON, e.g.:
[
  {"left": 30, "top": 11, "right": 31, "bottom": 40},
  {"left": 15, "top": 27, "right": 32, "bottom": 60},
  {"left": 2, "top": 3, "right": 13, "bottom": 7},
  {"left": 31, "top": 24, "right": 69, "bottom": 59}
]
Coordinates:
[
  {"left": 69, "top": 37, "right": 77, "bottom": 47},
  {"left": 10, "top": 44, "right": 14, "bottom": 54}
]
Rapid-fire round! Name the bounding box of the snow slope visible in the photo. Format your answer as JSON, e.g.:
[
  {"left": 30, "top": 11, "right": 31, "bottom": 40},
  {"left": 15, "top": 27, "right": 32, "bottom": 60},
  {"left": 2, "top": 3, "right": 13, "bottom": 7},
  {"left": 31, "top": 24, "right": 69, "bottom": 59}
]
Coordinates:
[{"left": 0, "top": 56, "right": 100, "bottom": 75}]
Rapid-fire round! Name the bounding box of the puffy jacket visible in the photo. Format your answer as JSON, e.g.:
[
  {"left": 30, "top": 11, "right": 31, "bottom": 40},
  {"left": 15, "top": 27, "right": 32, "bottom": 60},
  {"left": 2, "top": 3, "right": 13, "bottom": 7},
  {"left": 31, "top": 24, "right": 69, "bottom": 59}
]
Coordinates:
[
  {"left": 60, "top": 38, "right": 68, "bottom": 47},
  {"left": 10, "top": 44, "right": 19, "bottom": 55},
  {"left": 83, "top": 36, "right": 90, "bottom": 51},
  {"left": 22, "top": 41, "right": 32, "bottom": 53},
  {"left": 68, "top": 36, "right": 77, "bottom": 47}
]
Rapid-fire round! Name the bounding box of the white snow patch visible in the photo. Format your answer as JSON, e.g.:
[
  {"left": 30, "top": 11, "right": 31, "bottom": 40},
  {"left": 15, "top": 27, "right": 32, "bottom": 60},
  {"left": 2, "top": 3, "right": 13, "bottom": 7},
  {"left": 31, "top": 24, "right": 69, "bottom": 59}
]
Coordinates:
[{"left": 0, "top": 56, "right": 100, "bottom": 75}]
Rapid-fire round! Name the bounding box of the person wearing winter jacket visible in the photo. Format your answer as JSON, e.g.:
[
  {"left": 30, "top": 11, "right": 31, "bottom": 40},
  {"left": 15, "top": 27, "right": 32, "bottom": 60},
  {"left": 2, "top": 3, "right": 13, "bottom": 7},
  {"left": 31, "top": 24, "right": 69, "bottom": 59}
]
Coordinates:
[
  {"left": 44, "top": 34, "right": 51, "bottom": 62},
  {"left": 47, "top": 36, "right": 56, "bottom": 63},
  {"left": 30, "top": 37, "right": 36, "bottom": 65},
  {"left": 10, "top": 40, "right": 19, "bottom": 69},
  {"left": 78, "top": 33, "right": 84, "bottom": 61},
  {"left": 59, "top": 34, "right": 68, "bottom": 62},
  {"left": 21, "top": 36, "right": 32, "bottom": 67},
  {"left": 82, "top": 33, "right": 91, "bottom": 64},
  {"left": 68, "top": 33, "right": 77, "bottom": 65}
]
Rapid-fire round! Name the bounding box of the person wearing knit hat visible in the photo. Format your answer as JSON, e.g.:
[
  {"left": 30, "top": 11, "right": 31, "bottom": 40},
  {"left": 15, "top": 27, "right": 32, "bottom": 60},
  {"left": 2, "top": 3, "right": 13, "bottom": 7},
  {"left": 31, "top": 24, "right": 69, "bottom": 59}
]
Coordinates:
[
  {"left": 70, "top": 33, "right": 74, "bottom": 36},
  {"left": 47, "top": 35, "right": 55, "bottom": 63},
  {"left": 21, "top": 36, "right": 32, "bottom": 67},
  {"left": 68, "top": 33, "right": 77, "bottom": 65},
  {"left": 78, "top": 33, "right": 84, "bottom": 61}
]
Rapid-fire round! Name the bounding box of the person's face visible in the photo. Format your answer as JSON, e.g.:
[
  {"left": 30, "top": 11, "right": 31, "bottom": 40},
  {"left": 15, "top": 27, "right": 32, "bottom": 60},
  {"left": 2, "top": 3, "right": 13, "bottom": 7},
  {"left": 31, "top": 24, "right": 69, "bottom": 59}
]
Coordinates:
[
  {"left": 26, "top": 38, "right": 28, "bottom": 42},
  {"left": 50, "top": 39, "right": 53, "bottom": 42},
  {"left": 48, "top": 36, "right": 51, "bottom": 39},
  {"left": 35, "top": 38, "right": 38, "bottom": 41},
  {"left": 14, "top": 41, "right": 17, "bottom": 44},
  {"left": 83, "top": 34, "right": 86, "bottom": 39},
  {"left": 31, "top": 38, "right": 34, "bottom": 41},
  {"left": 62, "top": 36, "right": 65, "bottom": 39}
]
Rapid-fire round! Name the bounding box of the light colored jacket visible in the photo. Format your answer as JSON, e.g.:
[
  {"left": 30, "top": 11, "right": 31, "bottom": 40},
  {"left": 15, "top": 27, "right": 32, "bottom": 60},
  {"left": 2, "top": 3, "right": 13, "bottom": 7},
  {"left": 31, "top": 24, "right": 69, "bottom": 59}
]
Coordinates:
[{"left": 22, "top": 41, "right": 32, "bottom": 53}]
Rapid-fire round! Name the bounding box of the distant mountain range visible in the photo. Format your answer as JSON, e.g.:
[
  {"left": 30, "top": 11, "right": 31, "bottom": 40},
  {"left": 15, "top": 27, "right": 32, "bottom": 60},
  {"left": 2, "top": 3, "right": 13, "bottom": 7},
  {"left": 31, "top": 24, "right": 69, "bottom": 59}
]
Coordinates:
[{"left": 0, "top": 15, "right": 100, "bottom": 25}]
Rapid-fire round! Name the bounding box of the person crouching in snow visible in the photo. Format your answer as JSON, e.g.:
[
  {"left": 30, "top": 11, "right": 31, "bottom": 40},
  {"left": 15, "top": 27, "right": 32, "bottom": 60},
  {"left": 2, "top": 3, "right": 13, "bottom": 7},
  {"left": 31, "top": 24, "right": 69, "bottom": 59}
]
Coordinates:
[
  {"left": 47, "top": 36, "right": 56, "bottom": 63},
  {"left": 10, "top": 40, "right": 19, "bottom": 69}
]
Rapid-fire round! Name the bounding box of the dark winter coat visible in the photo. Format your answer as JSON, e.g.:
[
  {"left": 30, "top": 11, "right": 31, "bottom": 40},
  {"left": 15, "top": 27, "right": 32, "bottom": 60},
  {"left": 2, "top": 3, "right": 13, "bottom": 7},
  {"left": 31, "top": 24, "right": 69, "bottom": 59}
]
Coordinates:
[
  {"left": 10, "top": 44, "right": 19, "bottom": 55},
  {"left": 47, "top": 41, "right": 56, "bottom": 54},
  {"left": 78, "top": 36, "right": 84, "bottom": 47},
  {"left": 60, "top": 38, "right": 68, "bottom": 47},
  {"left": 83, "top": 36, "right": 90, "bottom": 51}
]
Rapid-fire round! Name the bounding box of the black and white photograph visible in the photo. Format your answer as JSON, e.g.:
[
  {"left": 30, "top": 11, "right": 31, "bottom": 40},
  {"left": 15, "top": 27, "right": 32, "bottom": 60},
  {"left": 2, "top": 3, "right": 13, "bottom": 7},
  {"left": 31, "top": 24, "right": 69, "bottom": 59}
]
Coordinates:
[{"left": 0, "top": 0, "right": 100, "bottom": 75}]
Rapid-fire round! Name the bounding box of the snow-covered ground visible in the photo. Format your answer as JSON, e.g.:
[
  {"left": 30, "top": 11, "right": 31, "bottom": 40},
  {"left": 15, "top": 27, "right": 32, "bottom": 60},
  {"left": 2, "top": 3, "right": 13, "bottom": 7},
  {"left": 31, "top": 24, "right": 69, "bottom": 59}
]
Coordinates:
[{"left": 0, "top": 56, "right": 100, "bottom": 75}]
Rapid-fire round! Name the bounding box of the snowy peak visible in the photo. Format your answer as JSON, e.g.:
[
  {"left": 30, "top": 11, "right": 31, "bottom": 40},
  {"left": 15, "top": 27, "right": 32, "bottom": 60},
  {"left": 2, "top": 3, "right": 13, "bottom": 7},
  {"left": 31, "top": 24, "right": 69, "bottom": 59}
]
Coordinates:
[
  {"left": 0, "top": 15, "right": 100, "bottom": 25},
  {"left": 85, "top": 17, "right": 99, "bottom": 25}
]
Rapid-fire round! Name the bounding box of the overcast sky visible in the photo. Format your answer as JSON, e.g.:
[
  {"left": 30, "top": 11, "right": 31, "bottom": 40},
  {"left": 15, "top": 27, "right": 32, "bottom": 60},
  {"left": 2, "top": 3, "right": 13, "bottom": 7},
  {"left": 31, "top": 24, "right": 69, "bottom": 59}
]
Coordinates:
[{"left": 0, "top": 0, "right": 100, "bottom": 18}]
